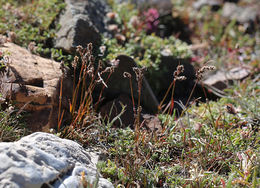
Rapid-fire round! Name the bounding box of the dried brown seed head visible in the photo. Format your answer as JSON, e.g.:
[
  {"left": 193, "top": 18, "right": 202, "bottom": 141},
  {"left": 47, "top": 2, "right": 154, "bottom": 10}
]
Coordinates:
[
  {"left": 177, "top": 65, "right": 184, "bottom": 73},
  {"left": 72, "top": 56, "right": 79, "bottom": 69},
  {"left": 106, "top": 12, "right": 116, "bottom": 19},
  {"left": 123, "top": 72, "right": 132, "bottom": 79},
  {"left": 175, "top": 76, "right": 187, "bottom": 81},
  {"left": 76, "top": 45, "right": 83, "bottom": 52},
  {"left": 133, "top": 67, "right": 146, "bottom": 81},
  {"left": 28, "top": 42, "right": 37, "bottom": 53},
  {"left": 115, "top": 34, "right": 126, "bottom": 43},
  {"left": 99, "top": 45, "right": 106, "bottom": 55},
  {"left": 7, "top": 31, "right": 16, "bottom": 42},
  {"left": 196, "top": 65, "right": 216, "bottom": 80},
  {"left": 107, "top": 24, "right": 119, "bottom": 32},
  {"left": 87, "top": 43, "right": 93, "bottom": 52},
  {"left": 109, "top": 59, "right": 120, "bottom": 66},
  {"left": 226, "top": 103, "right": 237, "bottom": 115}
]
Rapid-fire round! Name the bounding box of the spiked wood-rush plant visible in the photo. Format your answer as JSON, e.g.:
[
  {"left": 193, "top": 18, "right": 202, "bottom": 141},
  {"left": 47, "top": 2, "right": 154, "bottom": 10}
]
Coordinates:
[{"left": 58, "top": 43, "right": 115, "bottom": 135}]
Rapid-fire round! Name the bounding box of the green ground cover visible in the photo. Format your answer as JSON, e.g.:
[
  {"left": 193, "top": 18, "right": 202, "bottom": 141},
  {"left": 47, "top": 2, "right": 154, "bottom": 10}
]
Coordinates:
[{"left": 0, "top": 0, "right": 259, "bottom": 187}]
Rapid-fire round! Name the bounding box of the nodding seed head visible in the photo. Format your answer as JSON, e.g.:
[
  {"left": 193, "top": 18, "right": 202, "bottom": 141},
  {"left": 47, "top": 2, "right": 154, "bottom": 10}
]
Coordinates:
[
  {"left": 173, "top": 65, "right": 185, "bottom": 79},
  {"left": 196, "top": 65, "right": 216, "bottom": 80},
  {"left": 137, "top": 106, "right": 142, "bottom": 113},
  {"left": 123, "top": 72, "right": 132, "bottom": 79},
  {"left": 87, "top": 43, "right": 93, "bottom": 52},
  {"left": 175, "top": 76, "right": 187, "bottom": 81},
  {"left": 72, "top": 56, "right": 79, "bottom": 69},
  {"left": 97, "top": 60, "right": 102, "bottom": 70},
  {"left": 99, "top": 45, "right": 106, "bottom": 54},
  {"left": 106, "top": 12, "right": 116, "bottom": 19},
  {"left": 177, "top": 65, "right": 184, "bottom": 73},
  {"left": 133, "top": 67, "right": 146, "bottom": 81},
  {"left": 101, "top": 66, "right": 115, "bottom": 74},
  {"left": 88, "top": 55, "right": 94, "bottom": 62},
  {"left": 76, "top": 45, "right": 83, "bottom": 52}
]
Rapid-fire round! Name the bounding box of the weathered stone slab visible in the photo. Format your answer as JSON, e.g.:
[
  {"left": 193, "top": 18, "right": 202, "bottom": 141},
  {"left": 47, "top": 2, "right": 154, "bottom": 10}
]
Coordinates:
[
  {"left": 0, "top": 132, "right": 113, "bottom": 188},
  {"left": 0, "top": 42, "right": 72, "bottom": 131},
  {"left": 203, "top": 67, "right": 251, "bottom": 90}
]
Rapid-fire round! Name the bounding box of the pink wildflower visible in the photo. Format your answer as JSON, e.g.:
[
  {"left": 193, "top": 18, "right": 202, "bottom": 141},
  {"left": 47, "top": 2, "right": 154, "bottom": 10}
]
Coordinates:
[{"left": 143, "top": 8, "right": 159, "bottom": 33}]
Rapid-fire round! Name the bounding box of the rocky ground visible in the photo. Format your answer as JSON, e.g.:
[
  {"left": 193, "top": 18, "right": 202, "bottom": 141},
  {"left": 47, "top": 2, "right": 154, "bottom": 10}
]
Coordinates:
[{"left": 0, "top": 0, "right": 259, "bottom": 187}]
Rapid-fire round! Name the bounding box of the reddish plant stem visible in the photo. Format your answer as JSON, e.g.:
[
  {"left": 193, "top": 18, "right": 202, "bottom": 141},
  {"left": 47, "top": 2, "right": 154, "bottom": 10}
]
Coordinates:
[
  {"left": 58, "top": 77, "right": 63, "bottom": 131},
  {"left": 158, "top": 80, "right": 174, "bottom": 113},
  {"left": 169, "top": 79, "right": 176, "bottom": 115},
  {"left": 95, "top": 71, "right": 113, "bottom": 110}
]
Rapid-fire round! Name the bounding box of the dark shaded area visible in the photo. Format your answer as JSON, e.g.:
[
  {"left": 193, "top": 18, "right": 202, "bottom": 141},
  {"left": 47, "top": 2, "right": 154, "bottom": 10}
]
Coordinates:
[
  {"left": 74, "top": 19, "right": 102, "bottom": 49},
  {"left": 155, "top": 13, "right": 192, "bottom": 44},
  {"left": 26, "top": 78, "right": 43, "bottom": 88},
  {"left": 224, "top": 0, "right": 239, "bottom": 2},
  {"left": 145, "top": 56, "right": 218, "bottom": 115}
]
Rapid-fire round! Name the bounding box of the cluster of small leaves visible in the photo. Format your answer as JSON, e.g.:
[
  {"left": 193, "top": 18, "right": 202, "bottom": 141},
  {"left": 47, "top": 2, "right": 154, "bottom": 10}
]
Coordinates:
[
  {"left": 0, "top": 49, "right": 8, "bottom": 70},
  {"left": 171, "top": 0, "right": 259, "bottom": 70},
  {"left": 0, "top": 0, "right": 65, "bottom": 45},
  {"left": 97, "top": 126, "right": 185, "bottom": 187},
  {"left": 0, "top": 50, "right": 30, "bottom": 142},
  {"left": 0, "top": 0, "right": 72, "bottom": 63},
  {"left": 96, "top": 76, "right": 259, "bottom": 187},
  {"left": 169, "top": 77, "right": 259, "bottom": 187},
  {"left": 103, "top": 2, "right": 192, "bottom": 71},
  {"left": 0, "top": 104, "right": 29, "bottom": 142},
  {"left": 139, "top": 35, "right": 192, "bottom": 69}
]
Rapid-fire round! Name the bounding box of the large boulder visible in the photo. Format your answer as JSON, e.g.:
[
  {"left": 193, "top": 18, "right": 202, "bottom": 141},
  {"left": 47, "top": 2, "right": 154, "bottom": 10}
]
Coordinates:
[
  {"left": 0, "top": 42, "right": 72, "bottom": 131},
  {"left": 54, "top": 0, "right": 110, "bottom": 52},
  {"left": 96, "top": 55, "right": 159, "bottom": 127},
  {"left": 222, "top": 3, "right": 259, "bottom": 24},
  {"left": 143, "top": 54, "right": 218, "bottom": 114},
  {"left": 152, "top": 55, "right": 196, "bottom": 100},
  {"left": 101, "top": 55, "right": 159, "bottom": 114},
  {"left": 100, "top": 55, "right": 214, "bottom": 117},
  {"left": 0, "top": 132, "right": 113, "bottom": 188}
]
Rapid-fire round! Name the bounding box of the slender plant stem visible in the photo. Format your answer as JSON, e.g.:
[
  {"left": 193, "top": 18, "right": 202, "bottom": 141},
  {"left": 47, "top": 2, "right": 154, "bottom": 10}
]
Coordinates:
[
  {"left": 180, "top": 80, "right": 198, "bottom": 117},
  {"left": 185, "top": 80, "right": 198, "bottom": 108},
  {"left": 129, "top": 78, "right": 136, "bottom": 115},
  {"left": 58, "top": 77, "right": 63, "bottom": 131},
  {"left": 95, "top": 71, "right": 113, "bottom": 109},
  {"left": 169, "top": 79, "right": 176, "bottom": 114},
  {"left": 158, "top": 80, "right": 174, "bottom": 113}
]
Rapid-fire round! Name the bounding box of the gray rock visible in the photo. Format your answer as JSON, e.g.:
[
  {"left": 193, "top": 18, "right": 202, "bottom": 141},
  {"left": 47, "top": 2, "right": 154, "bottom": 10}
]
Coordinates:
[
  {"left": 222, "top": 3, "right": 259, "bottom": 24},
  {"left": 54, "top": 0, "right": 110, "bottom": 52},
  {"left": 0, "top": 132, "right": 113, "bottom": 188},
  {"left": 203, "top": 67, "right": 251, "bottom": 90},
  {"left": 193, "top": 0, "right": 222, "bottom": 10}
]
